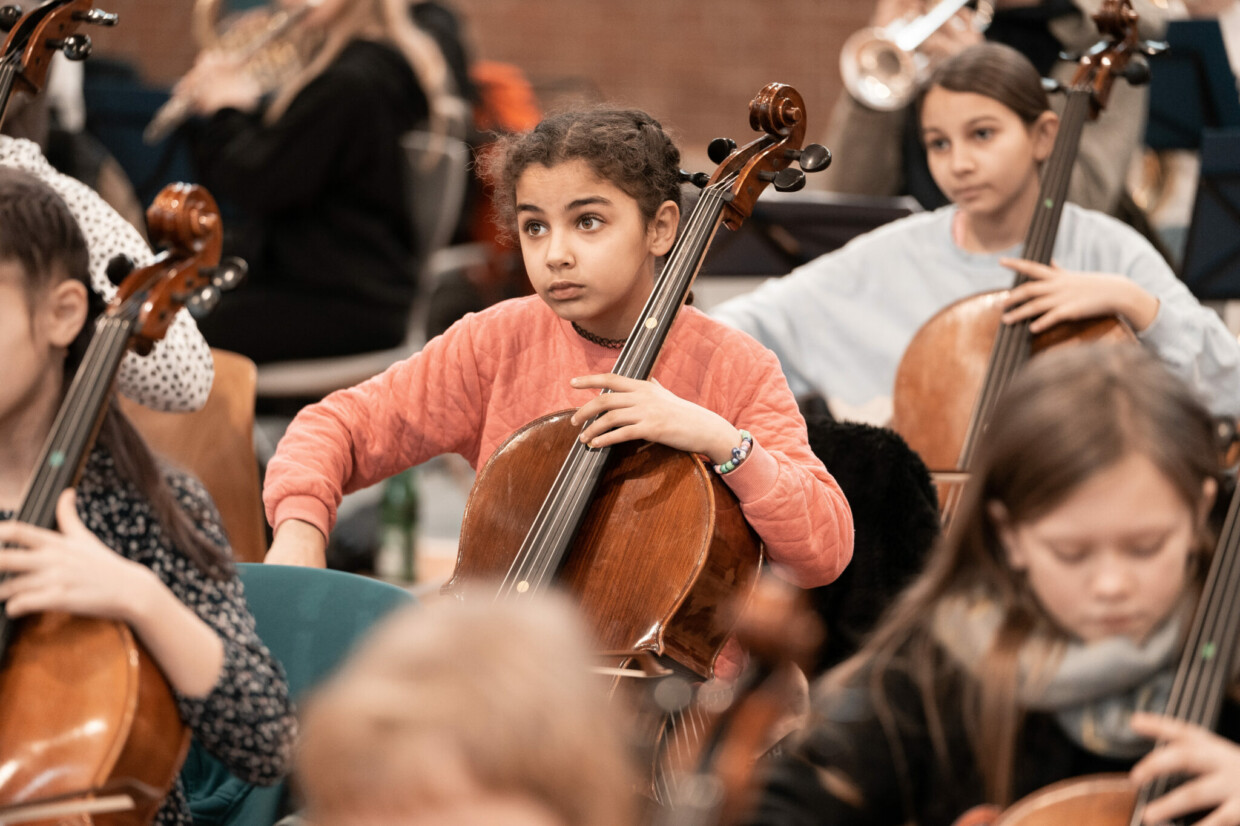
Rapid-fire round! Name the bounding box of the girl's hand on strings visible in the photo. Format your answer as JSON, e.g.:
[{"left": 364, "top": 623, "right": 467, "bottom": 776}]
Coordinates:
[
  {"left": 0, "top": 489, "right": 156, "bottom": 622},
  {"left": 569, "top": 374, "right": 741, "bottom": 465},
  {"left": 1000, "top": 258, "right": 1160, "bottom": 333},
  {"left": 1129, "top": 712, "right": 1240, "bottom": 826}
]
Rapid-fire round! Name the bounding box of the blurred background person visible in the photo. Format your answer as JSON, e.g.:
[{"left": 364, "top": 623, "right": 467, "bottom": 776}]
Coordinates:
[
  {"left": 293, "top": 591, "right": 639, "bottom": 826},
  {"left": 175, "top": 0, "right": 467, "bottom": 366}
]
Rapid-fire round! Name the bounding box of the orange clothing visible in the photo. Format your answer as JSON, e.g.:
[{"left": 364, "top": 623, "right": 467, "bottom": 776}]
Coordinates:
[{"left": 264, "top": 296, "right": 854, "bottom": 672}]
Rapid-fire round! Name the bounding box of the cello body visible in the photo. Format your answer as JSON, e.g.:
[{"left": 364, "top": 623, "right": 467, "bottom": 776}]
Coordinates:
[
  {"left": 954, "top": 774, "right": 1135, "bottom": 826},
  {"left": 447, "top": 411, "right": 763, "bottom": 677},
  {"left": 892, "top": 290, "right": 1132, "bottom": 473},
  {"left": 0, "top": 614, "right": 188, "bottom": 825}
]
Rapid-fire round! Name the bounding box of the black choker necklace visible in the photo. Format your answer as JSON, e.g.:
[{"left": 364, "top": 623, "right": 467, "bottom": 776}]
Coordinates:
[{"left": 572, "top": 322, "right": 626, "bottom": 350}]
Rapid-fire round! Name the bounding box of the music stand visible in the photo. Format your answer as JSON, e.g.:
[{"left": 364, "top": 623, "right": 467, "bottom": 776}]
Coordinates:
[
  {"left": 1180, "top": 128, "right": 1240, "bottom": 299},
  {"left": 1145, "top": 19, "right": 1240, "bottom": 151},
  {"left": 699, "top": 191, "right": 919, "bottom": 277}
]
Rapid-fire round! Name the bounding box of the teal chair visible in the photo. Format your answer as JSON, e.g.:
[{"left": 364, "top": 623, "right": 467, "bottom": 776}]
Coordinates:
[{"left": 181, "top": 564, "right": 416, "bottom": 826}]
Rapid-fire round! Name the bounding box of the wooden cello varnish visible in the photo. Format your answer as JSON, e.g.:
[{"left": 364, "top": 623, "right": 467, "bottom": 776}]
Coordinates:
[
  {"left": 447, "top": 84, "right": 828, "bottom": 678},
  {"left": 891, "top": 2, "right": 1147, "bottom": 521},
  {"left": 0, "top": 184, "right": 231, "bottom": 824},
  {"left": 451, "top": 413, "right": 759, "bottom": 675}
]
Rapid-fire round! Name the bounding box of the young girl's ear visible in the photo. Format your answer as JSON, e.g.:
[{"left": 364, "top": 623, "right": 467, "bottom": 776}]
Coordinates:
[
  {"left": 988, "top": 500, "right": 1026, "bottom": 570},
  {"left": 41, "top": 278, "right": 89, "bottom": 348},
  {"left": 1030, "top": 111, "right": 1058, "bottom": 164},
  {"left": 647, "top": 200, "right": 680, "bottom": 257}
]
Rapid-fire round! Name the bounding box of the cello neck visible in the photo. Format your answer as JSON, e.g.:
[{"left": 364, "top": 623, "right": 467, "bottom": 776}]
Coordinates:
[
  {"left": 1016, "top": 87, "right": 1092, "bottom": 273},
  {"left": 1133, "top": 482, "right": 1240, "bottom": 822},
  {"left": 12, "top": 316, "right": 134, "bottom": 530},
  {"left": 494, "top": 182, "right": 734, "bottom": 599},
  {"left": 0, "top": 62, "right": 15, "bottom": 130},
  {"left": 0, "top": 313, "right": 134, "bottom": 655},
  {"left": 611, "top": 182, "right": 731, "bottom": 382},
  {"left": 955, "top": 87, "right": 1093, "bottom": 472}
]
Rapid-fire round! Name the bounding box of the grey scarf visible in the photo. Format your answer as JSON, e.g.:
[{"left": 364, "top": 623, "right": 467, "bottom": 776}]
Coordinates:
[{"left": 932, "top": 592, "right": 1179, "bottom": 758}]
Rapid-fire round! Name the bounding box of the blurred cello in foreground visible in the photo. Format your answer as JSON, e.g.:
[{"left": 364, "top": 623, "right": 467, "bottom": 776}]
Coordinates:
[
  {"left": 651, "top": 579, "right": 824, "bottom": 826},
  {"left": 890, "top": 0, "right": 1162, "bottom": 523},
  {"left": 447, "top": 83, "right": 830, "bottom": 679},
  {"left": 0, "top": 185, "right": 242, "bottom": 825}
]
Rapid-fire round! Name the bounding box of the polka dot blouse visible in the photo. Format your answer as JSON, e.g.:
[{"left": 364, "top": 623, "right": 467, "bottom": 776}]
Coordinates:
[{"left": 1, "top": 137, "right": 214, "bottom": 412}]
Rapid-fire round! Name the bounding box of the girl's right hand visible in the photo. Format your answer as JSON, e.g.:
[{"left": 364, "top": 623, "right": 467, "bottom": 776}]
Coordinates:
[
  {"left": 1130, "top": 712, "right": 1240, "bottom": 826},
  {"left": 265, "top": 519, "right": 328, "bottom": 568}
]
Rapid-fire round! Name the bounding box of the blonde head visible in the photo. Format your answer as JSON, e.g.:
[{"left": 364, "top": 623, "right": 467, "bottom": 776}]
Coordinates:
[
  {"left": 296, "top": 590, "right": 638, "bottom": 826},
  {"left": 266, "top": 0, "right": 465, "bottom": 136}
]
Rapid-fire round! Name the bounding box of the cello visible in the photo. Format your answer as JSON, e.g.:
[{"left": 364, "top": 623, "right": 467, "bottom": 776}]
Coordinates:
[
  {"left": 0, "top": 183, "right": 239, "bottom": 825},
  {"left": 0, "top": 0, "right": 117, "bottom": 130},
  {"left": 446, "top": 83, "right": 830, "bottom": 678},
  {"left": 890, "top": 0, "right": 1160, "bottom": 522}
]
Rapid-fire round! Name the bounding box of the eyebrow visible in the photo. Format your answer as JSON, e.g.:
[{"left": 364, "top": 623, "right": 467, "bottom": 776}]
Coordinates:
[{"left": 515, "top": 195, "right": 613, "bottom": 214}]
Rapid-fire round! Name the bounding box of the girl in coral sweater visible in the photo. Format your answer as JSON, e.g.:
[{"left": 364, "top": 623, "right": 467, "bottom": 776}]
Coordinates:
[{"left": 262, "top": 107, "right": 853, "bottom": 671}]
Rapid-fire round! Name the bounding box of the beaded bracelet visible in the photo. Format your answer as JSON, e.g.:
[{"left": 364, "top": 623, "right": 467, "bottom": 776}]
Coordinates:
[{"left": 714, "top": 430, "right": 753, "bottom": 475}]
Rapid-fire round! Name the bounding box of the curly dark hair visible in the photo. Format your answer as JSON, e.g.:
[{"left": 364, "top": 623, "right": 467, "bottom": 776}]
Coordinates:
[{"left": 480, "top": 106, "right": 683, "bottom": 242}]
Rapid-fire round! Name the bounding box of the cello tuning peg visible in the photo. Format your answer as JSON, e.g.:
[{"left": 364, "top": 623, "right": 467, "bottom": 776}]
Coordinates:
[
  {"left": 678, "top": 169, "right": 710, "bottom": 189},
  {"left": 75, "top": 7, "right": 118, "bottom": 26},
  {"left": 772, "top": 167, "right": 806, "bottom": 193},
  {"left": 186, "top": 285, "right": 221, "bottom": 321},
  {"left": 788, "top": 144, "right": 831, "bottom": 174},
  {"left": 1122, "top": 55, "right": 1152, "bottom": 86},
  {"left": 1141, "top": 38, "right": 1169, "bottom": 57},
  {"left": 105, "top": 253, "right": 135, "bottom": 286},
  {"left": 1215, "top": 417, "right": 1238, "bottom": 451},
  {"left": 0, "top": 5, "right": 22, "bottom": 33},
  {"left": 758, "top": 167, "right": 806, "bottom": 191},
  {"left": 50, "top": 33, "right": 92, "bottom": 61},
  {"left": 707, "top": 137, "right": 737, "bottom": 165},
  {"left": 1041, "top": 77, "right": 1064, "bottom": 95},
  {"left": 208, "top": 256, "right": 248, "bottom": 292}
]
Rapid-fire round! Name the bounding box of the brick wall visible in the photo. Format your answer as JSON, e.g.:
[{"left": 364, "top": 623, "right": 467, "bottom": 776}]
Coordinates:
[{"left": 88, "top": 0, "right": 873, "bottom": 165}]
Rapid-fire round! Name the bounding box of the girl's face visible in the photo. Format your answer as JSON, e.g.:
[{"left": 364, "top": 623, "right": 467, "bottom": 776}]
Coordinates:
[
  {"left": 0, "top": 262, "right": 84, "bottom": 433},
  {"left": 514, "top": 159, "right": 678, "bottom": 340},
  {"left": 995, "top": 453, "right": 1210, "bottom": 644},
  {"left": 920, "top": 87, "right": 1055, "bottom": 222}
]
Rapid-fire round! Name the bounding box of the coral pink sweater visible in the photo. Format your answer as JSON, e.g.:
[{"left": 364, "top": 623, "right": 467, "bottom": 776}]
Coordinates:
[{"left": 264, "top": 297, "right": 853, "bottom": 672}]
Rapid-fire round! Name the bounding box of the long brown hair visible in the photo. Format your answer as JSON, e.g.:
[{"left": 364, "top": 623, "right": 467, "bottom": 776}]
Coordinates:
[
  {"left": 0, "top": 166, "right": 230, "bottom": 578},
  {"left": 915, "top": 42, "right": 1052, "bottom": 127},
  {"left": 827, "top": 345, "right": 1219, "bottom": 805}
]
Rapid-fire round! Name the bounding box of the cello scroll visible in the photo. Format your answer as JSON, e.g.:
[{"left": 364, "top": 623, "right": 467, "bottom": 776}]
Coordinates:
[
  {"left": 705, "top": 83, "right": 831, "bottom": 231},
  {"left": 0, "top": 0, "right": 116, "bottom": 128}
]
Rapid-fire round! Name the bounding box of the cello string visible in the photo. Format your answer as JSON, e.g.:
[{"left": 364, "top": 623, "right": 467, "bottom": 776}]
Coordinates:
[
  {"left": 959, "top": 87, "right": 1088, "bottom": 471},
  {"left": 1139, "top": 489, "right": 1240, "bottom": 812},
  {"left": 522, "top": 183, "right": 731, "bottom": 588},
  {"left": 22, "top": 318, "right": 125, "bottom": 527},
  {"left": 520, "top": 183, "right": 727, "bottom": 586},
  {"left": 501, "top": 181, "right": 733, "bottom": 595}
]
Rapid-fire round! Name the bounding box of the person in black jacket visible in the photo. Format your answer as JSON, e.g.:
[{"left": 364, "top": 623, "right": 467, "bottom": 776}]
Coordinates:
[
  {"left": 749, "top": 344, "right": 1240, "bottom": 826},
  {"left": 178, "top": 0, "right": 466, "bottom": 364}
]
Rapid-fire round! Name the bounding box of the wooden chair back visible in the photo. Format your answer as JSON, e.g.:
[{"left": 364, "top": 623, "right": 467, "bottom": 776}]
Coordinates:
[{"left": 118, "top": 349, "right": 267, "bottom": 563}]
